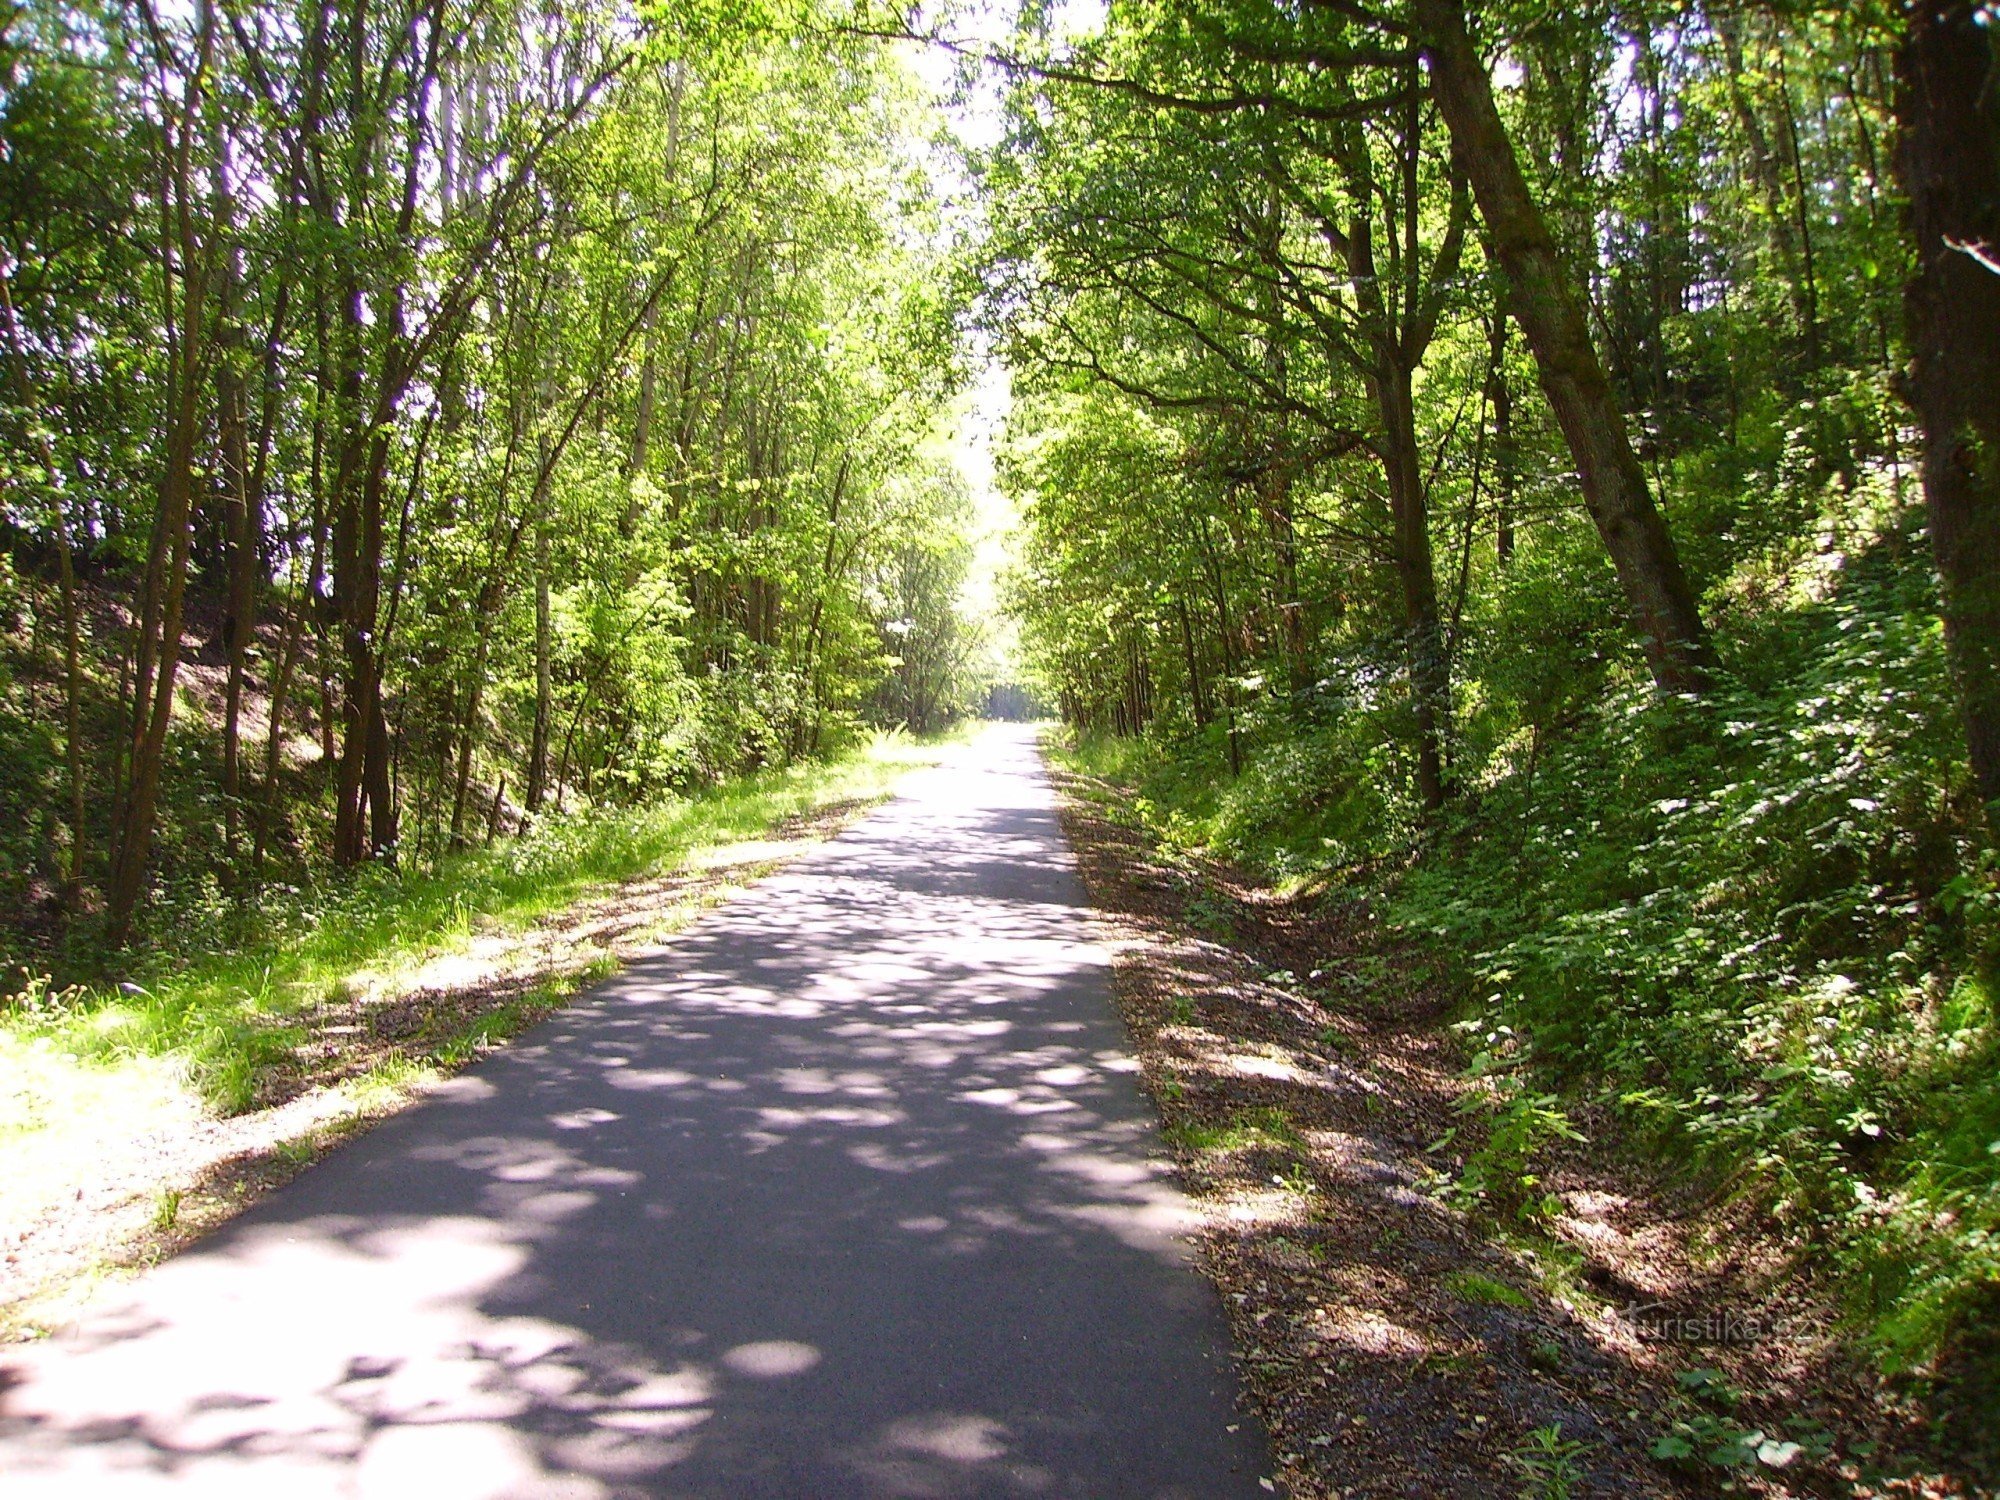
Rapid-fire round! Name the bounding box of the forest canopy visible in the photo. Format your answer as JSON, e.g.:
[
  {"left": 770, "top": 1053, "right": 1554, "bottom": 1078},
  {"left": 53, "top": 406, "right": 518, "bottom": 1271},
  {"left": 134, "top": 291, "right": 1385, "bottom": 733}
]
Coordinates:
[{"left": 0, "top": 0, "right": 992, "bottom": 955}]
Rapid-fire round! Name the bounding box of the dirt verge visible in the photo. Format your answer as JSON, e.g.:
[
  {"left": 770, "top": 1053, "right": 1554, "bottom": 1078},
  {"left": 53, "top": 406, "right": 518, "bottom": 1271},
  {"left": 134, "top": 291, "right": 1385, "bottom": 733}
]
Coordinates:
[{"left": 1049, "top": 761, "right": 1966, "bottom": 1500}]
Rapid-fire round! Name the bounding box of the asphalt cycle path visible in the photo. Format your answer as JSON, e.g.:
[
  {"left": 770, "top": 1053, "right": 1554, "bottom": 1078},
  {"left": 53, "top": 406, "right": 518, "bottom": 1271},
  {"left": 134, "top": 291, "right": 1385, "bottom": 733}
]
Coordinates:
[{"left": 0, "top": 724, "right": 1268, "bottom": 1498}]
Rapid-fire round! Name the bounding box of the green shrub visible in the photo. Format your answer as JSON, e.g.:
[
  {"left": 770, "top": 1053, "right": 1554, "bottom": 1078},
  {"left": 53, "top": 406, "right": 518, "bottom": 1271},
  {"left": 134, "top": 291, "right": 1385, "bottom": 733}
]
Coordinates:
[{"left": 1053, "top": 521, "right": 2000, "bottom": 1398}]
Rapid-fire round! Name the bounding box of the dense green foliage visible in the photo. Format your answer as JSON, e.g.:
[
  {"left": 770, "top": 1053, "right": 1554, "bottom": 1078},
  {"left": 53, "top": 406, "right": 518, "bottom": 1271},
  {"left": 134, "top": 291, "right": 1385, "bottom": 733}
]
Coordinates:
[
  {"left": 984, "top": 0, "right": 2000, "bottom": 1421},
  {"left": 0, "top": 0, "right": 988, "bottom": 965}
]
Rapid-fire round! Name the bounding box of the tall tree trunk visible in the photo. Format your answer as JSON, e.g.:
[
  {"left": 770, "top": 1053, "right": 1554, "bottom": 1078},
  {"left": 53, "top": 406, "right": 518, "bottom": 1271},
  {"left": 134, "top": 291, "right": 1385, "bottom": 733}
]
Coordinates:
[
  {"left": 1329, "top": 98, "right": 1461, "bottom": 811},
  {"left": 1412, "top": 0, "right": 1714, "bottom": 695},
  {"left": 331, "top": 414, "right": 393, "bottom": 865},
  {"left": 1492, "top": 314, "right": 1516, "bottom": 564},
  {"left": 1246, "top": 187, "right": 1309, "bottom": 694},
  {"left": 254, "top": 576, "right": 306, "bottom": 876},
  {"left": 1176, "top": 595, "right": 1211, "bottom": 728},
  {"left": 211, "top": 76, "right": 269, "bottom": 876},
  {"left": 1375, "top": 359, "right": 1450, "bottom": 811},
  {"left": 364, "top": 633, "right": 397, "bottom": 856},
  {"left": 449, "top": 605, "right": 497, "bottom": 846},
  {"left": 526, "top": 510, "right": 553, "bottom": 813},
  {"left": 216, "top": 296, "right": 259, "bottom": 868},
  {"left": 108, "top": 348, "right": 203, "bottom": 942},
  {"left": 107, "top": 9, "right": 215, "bottom": 943},
  {"left": 1197, "top": 521, "right": 1243, "bottom": 775},
  {"left": 1773, "top": 50, "right": 1823, "bottom": 371},
  {"left": 329, "top": 277, "right": 373, "bottom": 865},
  {"left": 1897, "top": 0, "right": 2000, "bottom": 822},
  {"left": 1718, "top": 12, "right": 1815, "bottom": 364}
]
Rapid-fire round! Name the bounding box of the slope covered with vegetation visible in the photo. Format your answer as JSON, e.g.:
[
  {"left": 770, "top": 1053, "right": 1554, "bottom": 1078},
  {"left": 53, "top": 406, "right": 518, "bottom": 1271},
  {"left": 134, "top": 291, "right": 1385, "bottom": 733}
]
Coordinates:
[
  {"left": 979, "top": 0, "right": 2000, "bottom": 1464},
  {"left": 6, "top": 0, "right": 2000, "bottom": 1479}
]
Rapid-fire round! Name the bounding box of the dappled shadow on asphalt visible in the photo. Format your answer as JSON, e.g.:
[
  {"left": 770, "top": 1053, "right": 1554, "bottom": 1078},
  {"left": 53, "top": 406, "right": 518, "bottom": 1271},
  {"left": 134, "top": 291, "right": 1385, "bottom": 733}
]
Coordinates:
[
  {"left": 254, "top": 795, "right": 894, "bottom": 1111},
  {"left": 0, "top": 728, "right": 1264, "bottom": 1498}
]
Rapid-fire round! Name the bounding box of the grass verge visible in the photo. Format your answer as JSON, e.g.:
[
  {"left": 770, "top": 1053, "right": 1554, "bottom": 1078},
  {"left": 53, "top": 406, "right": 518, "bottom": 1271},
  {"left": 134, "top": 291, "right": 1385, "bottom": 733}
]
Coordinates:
[{"left": 1, "top": 728, "right": 956, "bottom": 1334}]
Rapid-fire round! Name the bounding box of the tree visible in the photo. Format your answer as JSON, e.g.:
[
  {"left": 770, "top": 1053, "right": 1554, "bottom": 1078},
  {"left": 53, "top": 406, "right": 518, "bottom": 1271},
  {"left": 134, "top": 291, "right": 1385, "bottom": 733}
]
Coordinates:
[
  {"left": 1896, "top": 0, "right": 2000, "bottom": 823},
  {"left": 0, "top": 0, "right": 967, "bottom": 946},
  {"left": 1409, "top": 0, "right": 1713, "bottom": 695}
]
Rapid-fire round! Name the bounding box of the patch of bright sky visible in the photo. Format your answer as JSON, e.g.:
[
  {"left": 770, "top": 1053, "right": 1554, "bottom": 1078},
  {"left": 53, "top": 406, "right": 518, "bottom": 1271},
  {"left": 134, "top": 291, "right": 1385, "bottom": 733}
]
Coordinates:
[{"left": 890, "top": 0, "right": 1106, "bottom": 681}]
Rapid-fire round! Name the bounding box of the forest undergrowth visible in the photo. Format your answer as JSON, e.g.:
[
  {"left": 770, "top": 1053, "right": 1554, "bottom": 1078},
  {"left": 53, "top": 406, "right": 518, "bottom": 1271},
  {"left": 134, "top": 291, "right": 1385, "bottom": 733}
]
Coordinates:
[
  {"left": 1050, "top": 511, "right": 2000, "bottom": 1483},
  {"left": 1053, "top": 744, "right": 1972, "bottom": 1497}
]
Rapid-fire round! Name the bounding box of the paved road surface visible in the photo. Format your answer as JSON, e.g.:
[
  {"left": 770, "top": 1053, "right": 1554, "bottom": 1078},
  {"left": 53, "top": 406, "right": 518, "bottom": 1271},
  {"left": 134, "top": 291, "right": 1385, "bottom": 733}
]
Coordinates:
[{"left": 0, "top": 725, "right": 1266, "bottom": 1498}]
